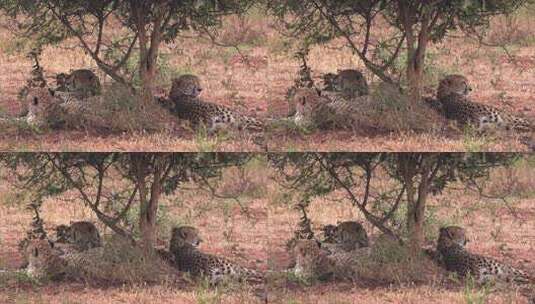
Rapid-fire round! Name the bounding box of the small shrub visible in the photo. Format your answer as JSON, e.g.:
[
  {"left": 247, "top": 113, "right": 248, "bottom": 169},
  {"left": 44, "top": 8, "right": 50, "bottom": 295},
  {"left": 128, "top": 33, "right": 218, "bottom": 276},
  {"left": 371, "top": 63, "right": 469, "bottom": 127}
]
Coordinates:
[
  {"left": 68, "top": 235, "right": 176, "bottom": 284},
  {"left": 325, "top": 83, "right": 442, "bottom": 135},
  {"left": 59, "top": 85, "right": 173, "bottom": 134},
  {"left": 352, "top": 237, "right": 443, "bottom": 285}
]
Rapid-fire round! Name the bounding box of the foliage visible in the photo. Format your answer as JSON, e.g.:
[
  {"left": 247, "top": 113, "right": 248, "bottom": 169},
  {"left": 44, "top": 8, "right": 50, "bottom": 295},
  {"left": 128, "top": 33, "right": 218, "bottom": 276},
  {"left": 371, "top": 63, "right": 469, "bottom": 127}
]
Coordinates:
[
  {"left": 267, "top": 0, "right": 530, "bottom": 98},
  {"left": 269, "top": 153, "right": 519, "bottom": 248},
  {"left": 0, "top": 153, "right": 251, "bottom": 246},
  {"left": 0, "top": 0, "right": 253, "bottom": 98}
]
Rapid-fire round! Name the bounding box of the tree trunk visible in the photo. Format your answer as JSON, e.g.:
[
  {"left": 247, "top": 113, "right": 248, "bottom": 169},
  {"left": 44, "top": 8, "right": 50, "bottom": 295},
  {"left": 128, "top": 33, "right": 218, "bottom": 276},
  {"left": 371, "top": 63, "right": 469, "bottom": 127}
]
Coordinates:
[
  {"left": 398, "top": 154, "right": 430, "bottom": 253},
  {"left": 132, "top": 2, "right": 165, "bottom": 106},
  {"left": 131, "top": 154, "right": 154, "bottom": 248},
  {"left": 399, "top": 1, "right": 430, "bottom": 104}
]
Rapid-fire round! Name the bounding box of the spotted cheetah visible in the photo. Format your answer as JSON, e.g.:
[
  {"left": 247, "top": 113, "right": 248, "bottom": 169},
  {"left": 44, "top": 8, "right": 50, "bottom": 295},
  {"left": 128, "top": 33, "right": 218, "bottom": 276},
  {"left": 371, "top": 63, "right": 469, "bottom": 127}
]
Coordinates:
[
  {"left": 428, "top": 75, "right": 533, "bottom": 132},
  {"left": 292, "top": 239, "right": 335, "bottom": 280},
  {"left": 160, "top": 75, "right": 263, "bottom": 133},
  {"left": 25, "top": 239, "right": 68, "bottom": 280},
  {"left": 437, "top": 226, "right": 534, "bottom": 284},
  {"left": 292, "top": 87, "right": 371, "bottom": 129},
  {"left": 292, "top": 239, "right": 369, "bottom": 281},
  {"left": 437, "top": 74, "right": 472, "bottom": 100},
  {"left": 322, "top": 69, "right": 369, "bottom": 99},
  {"left": 332, "top": 221, "right": 369, "bottom": 251},
  {"left": 55, "top": 221, "right": 101, "bottom": 251},
  {"left": 169, "top": 74, "right": 203, "bottom": 100},
  {"left": 321, "top": 224, "right": 337, "bottom": 243},
  {"left": 56, "top": 69, "right": 101, "bottom": 97},
  {"left": 24, "top": 87, "right": 90, "bottom": 128},
  {"left": 25, "top": 238, "right": 111, "bottom": 281},
  {"left": 286, "top": 47, "right": 318, "bottom": 117},
  {"left": 169, "top": 226, "right": 264, "bottom": 285}
]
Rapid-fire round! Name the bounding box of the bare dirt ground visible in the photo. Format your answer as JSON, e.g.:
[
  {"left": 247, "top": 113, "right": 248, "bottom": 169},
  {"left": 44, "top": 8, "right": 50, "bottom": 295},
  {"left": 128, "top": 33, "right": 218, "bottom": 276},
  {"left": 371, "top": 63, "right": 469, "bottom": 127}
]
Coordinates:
[{"left": 1, "top": 11, "right": 534, "bottom": 152}]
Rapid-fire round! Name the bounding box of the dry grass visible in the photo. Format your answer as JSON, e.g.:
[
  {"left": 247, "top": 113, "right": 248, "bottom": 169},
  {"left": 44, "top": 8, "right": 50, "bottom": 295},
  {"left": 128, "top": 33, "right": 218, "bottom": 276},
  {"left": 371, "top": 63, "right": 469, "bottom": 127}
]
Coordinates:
[
  {"left": 0, "top": 8, "right": 534, "bottom": 151},
  {"left": 0, "top": 162, "right": 268, "bottom": 303},
  {"left": 266, "top": 159, "right": 535, "bottom": 303},
  {"left": 1, "top": 159, "right": 535, "bottom": 302}
]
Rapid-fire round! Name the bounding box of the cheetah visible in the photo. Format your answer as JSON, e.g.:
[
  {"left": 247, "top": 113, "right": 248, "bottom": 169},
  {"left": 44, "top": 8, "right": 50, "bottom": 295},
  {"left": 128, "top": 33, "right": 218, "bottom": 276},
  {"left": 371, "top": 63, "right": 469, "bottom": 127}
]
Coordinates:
[
  {"left": 428, "top": 75, "right": 533, "bottom": 132},
  {"left": 319, "top": 221, "right": 369, "bottom": 255},
  {"left": 160, "top": 75, "right": 263, "bottom": 133},
  {"left": 437, "top": 226, "right": 534, "bottom": 284},
  {"left": 169, "top": 226, "right": 264, "bottom": 285},
  {"left": 25, "top": 239, "right": 68, "bottom": 280},
  {"left": 321, "top": 224, "right": 337, "bottom": 243},
  {"left": 322, "top": 69, "right": 369, "bottom": 99},
  {"left": 292, "top": 87, "right": 371, "bottom": 129},
  {"left": 24, "top": 87, "right": 88, "bottom": 128},
  {"left": 437, "top": 74, "right": 472, "bottom": 100},
  {"left": 292, "top": 239, "right": 369, "bottom": 282},
  {"left": 169, "top": 74, "right": 203, "bottom": 100},
  {"left": 332, "top": 221, "right": 369, "bottom": 252},
  {"left": 55, "top": 221, "right": 101, "bottom": 251},
  {"left": 25, "top": 238, "right": 109, "bottom": 281},
  {"left": 292, "top": 239, "right": 335, "bottom": 281},
  {"left": 56, "top": 69, "right": 101, "bottom": 97},
  {"left": 286, "top": 47, "right": 318, "bottom": 117}
]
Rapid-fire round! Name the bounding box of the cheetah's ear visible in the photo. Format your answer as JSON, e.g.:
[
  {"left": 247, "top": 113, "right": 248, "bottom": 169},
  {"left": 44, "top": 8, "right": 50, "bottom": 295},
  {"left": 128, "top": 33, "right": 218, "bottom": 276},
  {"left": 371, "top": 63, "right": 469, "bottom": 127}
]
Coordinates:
[
  {"left": 315, "top": 240, "right": 321, "bottom": 248},
  {"left": 32, "top": 97, "right": 39, "bottom": 106},
  {"left": 48, "top": 240, "right": 55, "bottom": 248},
  {"left": 48, "top": 88, "right": 55, "bottom": 97},
  {"left": 179, "top": 229, "right": 188, "bottom": 239}
]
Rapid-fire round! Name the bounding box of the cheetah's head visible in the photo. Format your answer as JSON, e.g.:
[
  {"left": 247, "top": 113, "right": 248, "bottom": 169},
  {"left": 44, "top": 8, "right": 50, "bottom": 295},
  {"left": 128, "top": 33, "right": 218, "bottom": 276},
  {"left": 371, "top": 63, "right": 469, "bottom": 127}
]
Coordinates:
[
  {"left": 56, "top": 73, "right": 68, "bottom": 88},
  {"left": 438, "top": 226, "right": 469, "bottom": 249},
  {"left": 321, "top": 224, "right": 337, "bottom": 241},
  {"left": 25, "top": 239, "right": 57, "bottom": 278},
  {"left": 437, "top": 75, "right": 472, "bottom": 99},
  {"left": 54, "top": 224, "right": 71, "bottom": 243},
  {"left": 169, "top": 74, "right": 202, "bottom": 99},
  {"left": 333, "top": 69, "right": 369, "bottom": 96},
  {"left": 293, "top": 239, "right": 322, "bottom": 275},
  {"left": 25, "top": 87, "right": 57, "bottom": 126},
  {"left": 171, "top": 226, "right": 203, "bottom": 248},
  {"left": 292, "top": 87, "right": 323, "bottom": 128}
]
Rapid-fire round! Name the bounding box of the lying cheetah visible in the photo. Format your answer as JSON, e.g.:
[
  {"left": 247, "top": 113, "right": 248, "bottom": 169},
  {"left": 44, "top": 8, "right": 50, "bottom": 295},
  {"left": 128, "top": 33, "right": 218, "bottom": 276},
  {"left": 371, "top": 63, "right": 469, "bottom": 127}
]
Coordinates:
[
  {"left": 292, "top": 239, "right": 335, "bottom": 280},
  {"left": 169, "top": 74, "right": 203, "bottom": 100},
  {"left": 322, "top": 69, "right": 369, "bottom": 99},
  {"left": 25, "top": 239, "right": 68, "bottom": 280},
  {"left": 292, "top": 87, "right": 371, "bottom": 129},
  {"left": 321, "top": 224, "right": 337, "bottom": 243},
  {"left": 160, "top": 75, "right": 263, "bottom": 133},
  {"left": 55, "top": 221, "right": 101, "bottom": 251},
  {"left": 56, "top": 69, "right": 101, "bottom": 97},
  {"left": 437, "top": 226, "right": 534, "bottom": 284},
  {"left": 332, "top": 221, "right": 369, "bottom": 252},
  {"left": 292, "top": 239, "right": 369, "bottom": 281},
  {"left": 25, "top": 238, "right": 110, "bottom": 281},
  {"left": 428, "top": 75, "right": 533, "bottom": 132},
  {"left": 286, "top": 47, "right": 318, "bottom": 117},
  {"left": 437, "top": 74, "right": 472, "bottom": 100},
  {"left": 169, "top": 226, "right": 264, "bottom": 285},
  {"left": 24, "top": 87, "right": 91, "bottom": 128}
]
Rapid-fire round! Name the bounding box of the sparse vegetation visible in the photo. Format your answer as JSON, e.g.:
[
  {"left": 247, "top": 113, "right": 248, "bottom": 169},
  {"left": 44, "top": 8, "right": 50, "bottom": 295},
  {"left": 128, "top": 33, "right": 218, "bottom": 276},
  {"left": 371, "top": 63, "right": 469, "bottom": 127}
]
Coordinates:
[
  {"left": 1, "top": 153, "right": 534, "bottom": 303},
  {"left": 0, "top": 3, "right": 533, "bottom": 151}
]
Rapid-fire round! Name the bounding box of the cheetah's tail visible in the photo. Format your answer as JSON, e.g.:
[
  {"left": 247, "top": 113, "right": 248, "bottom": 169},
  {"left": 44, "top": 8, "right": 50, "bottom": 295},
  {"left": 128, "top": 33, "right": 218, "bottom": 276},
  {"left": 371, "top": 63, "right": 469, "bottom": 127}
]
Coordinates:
[{"left": 241, "top": 116, "right": 264, "bottom": 132}]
